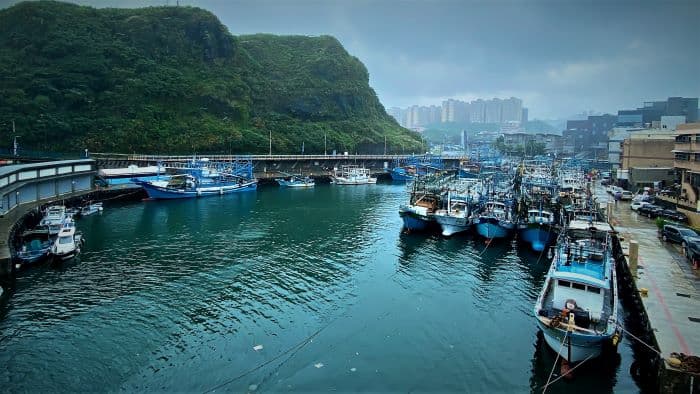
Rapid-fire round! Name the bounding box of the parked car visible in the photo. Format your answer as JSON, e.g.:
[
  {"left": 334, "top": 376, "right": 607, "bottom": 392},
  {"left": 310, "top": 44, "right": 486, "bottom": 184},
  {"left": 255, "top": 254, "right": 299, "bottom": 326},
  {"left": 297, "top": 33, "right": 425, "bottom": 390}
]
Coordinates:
[
  {"left": 683, "top": 237, "right": 700, "bottom": 263},
  {"left": 637, "top": 204, "right": 663, "bottom": 218},
  {"left": 661, "top": 224, "right": 698, "bottom": 244},
  {"left": 620, "top": 190, "right": 634, "bottom": 200},
  {"left": 660, "top": 209, "right": 688, "bottom": 223},
  {"left": 630, "top": 201, "right": 650, "bottom": 211}
]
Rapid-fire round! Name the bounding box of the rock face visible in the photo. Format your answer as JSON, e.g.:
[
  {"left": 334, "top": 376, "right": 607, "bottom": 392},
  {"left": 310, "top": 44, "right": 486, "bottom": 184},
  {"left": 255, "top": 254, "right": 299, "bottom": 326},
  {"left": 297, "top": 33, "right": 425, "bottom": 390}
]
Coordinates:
[{"left": 0, "top": 1, "right": 421, "bottom": 154}]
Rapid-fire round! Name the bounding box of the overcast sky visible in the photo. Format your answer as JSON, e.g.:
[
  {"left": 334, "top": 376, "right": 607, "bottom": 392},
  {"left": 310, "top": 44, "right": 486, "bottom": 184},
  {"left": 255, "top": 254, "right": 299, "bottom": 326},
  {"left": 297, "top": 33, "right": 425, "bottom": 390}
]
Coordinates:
[{"left": 2, "top": 0, "right": 699, "bottom": 119}]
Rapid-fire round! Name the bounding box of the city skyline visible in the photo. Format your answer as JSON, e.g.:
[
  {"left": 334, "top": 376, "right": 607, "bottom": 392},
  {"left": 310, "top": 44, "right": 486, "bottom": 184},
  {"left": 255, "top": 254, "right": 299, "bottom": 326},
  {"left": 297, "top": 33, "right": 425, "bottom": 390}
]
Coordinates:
[{"left": 2, "top": 0, "right": 698, "bottom": 119}]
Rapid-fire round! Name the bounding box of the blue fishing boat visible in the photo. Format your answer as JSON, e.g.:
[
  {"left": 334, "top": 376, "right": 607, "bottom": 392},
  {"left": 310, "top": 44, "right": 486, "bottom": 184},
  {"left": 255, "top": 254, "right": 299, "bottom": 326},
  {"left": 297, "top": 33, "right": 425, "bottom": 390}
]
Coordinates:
[
  {"left": 399, "top": 192, "right": 439, "bottom": 231},
  {"left": 534, "top": 219, "right": 621, "bottom": 363},
  {"left": 389, "top": 154, "right": 444, "bottom": 182},
  {"left": 276, "top": 173, "right": 315, "bottom": 188},
  {"left": 474, "top": 201, "right": 515, "bottom": 240},
  {"left": 16, "top": 229, "right": 53, "bottom": 266},
  {"left": 136, "top": 158, "right": 257, "bottom": 199},
  {"left": 518, "top": 209, "right": 557, "bottom": 252}
]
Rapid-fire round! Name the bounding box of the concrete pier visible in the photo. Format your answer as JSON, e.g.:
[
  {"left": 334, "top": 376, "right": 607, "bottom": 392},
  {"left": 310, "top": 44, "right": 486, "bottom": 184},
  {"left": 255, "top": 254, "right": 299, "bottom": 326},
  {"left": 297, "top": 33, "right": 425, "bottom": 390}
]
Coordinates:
[{"left": 599, "top": 185, "right": 700, "bottom": 392}]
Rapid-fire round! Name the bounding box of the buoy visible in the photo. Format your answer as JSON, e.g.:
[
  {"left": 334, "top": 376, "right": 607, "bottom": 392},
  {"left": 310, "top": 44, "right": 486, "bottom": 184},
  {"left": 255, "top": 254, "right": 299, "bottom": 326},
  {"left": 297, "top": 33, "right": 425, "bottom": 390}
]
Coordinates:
[{"left": 612, "top": 333, "right": 620, "bottom": 347}]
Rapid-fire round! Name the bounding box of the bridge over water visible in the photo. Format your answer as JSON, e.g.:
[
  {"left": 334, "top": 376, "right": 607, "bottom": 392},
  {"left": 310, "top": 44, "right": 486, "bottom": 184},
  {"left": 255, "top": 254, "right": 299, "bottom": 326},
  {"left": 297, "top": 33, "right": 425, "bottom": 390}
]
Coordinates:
[{"left": 89, "top": 153, "right": 469, "bottom": 178}]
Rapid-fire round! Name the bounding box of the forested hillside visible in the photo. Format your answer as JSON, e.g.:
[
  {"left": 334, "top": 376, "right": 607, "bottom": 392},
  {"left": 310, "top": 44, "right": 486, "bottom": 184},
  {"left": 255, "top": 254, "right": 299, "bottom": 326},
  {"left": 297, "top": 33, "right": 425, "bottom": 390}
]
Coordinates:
[{"left": 0, "top": 1, "right": 422, "bottom": 154}]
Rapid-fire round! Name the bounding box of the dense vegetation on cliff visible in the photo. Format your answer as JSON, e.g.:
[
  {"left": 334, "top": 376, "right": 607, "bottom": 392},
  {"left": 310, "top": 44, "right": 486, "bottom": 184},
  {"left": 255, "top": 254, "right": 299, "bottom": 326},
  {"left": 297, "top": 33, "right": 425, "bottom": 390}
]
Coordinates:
[{"left": 0, "top": 1, "right": 422, "bottom": 154}]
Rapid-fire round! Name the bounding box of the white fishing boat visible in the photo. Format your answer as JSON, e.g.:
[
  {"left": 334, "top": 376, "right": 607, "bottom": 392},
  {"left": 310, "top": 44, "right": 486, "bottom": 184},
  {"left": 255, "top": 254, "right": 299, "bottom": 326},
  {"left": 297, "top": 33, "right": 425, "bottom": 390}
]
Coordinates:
[
  {"left": 331, "top": 165, "right": 377, "bottom": 185},
  {"left": 51, "top": 218, "right": 84, "bottom": 262},
  {"left": 434, "top": 191, "right": 472, "bottom": 236},
  {"left": 79, "top": 202, "right": 103, "bottom": 216},
  {"left": 534, "top": 219, "right": 621, "bottom": 363},
  {"left": 39, "top": 205, "right": 70, "bottom": 236}
]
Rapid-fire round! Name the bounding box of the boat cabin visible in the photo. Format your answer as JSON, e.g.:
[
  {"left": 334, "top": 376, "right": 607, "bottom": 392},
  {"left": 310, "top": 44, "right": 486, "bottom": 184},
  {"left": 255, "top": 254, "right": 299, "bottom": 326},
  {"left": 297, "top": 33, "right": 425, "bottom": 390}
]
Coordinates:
[{"left": 527, "top": 209, "right": 554, "bottom": 225}]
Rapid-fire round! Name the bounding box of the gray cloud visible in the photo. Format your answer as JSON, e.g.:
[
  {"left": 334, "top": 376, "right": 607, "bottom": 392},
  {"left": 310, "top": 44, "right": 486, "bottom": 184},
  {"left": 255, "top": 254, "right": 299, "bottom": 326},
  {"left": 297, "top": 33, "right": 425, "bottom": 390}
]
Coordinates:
[{"left": 2, "top": 0, "right": 698, "bottom": 118}]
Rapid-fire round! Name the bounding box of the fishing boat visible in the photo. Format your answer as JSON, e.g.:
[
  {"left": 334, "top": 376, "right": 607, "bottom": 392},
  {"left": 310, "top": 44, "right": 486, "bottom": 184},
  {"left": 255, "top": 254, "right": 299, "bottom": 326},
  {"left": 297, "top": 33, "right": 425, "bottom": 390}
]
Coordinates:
[
  {"left": 518, "top": 208, "right": 558, "bottom": 252},
  {"left": 39, "top": 205, "right": 70, "bottom": 236},
  {"left": 79, "top": 202, "right": 103, "bottom": 217},
  {"left": 331, "top": 165, "right": 377, "bottom": 185},
  {"left": 98, "top": 164, "right": 170, "bottom": 187},
  {"left": 16, "top": 229, "right": 53, "bottom": 266},
  {"left": 51, "top": 218, "right": 84, "bottom": 262},
  {"left": 276, "top": 173, "right": 315, "bottom": 188},
  {"left": 389, "top": 154, "right": 444, "bottom": 182},
  {"left": 533, "top": 219, "right": 621, "bottom": 363},
  {"left": 135, "top": 159, "right": 257, "bottom": 199},
  {"left": 434, "top": 191, "right": 472, "bottom": 236},
  {"left": 473, "top": 200, "right": 515, "bottom": 240},
  {"left": 399, "top": 192, "right": 439, "bottom": 231}
]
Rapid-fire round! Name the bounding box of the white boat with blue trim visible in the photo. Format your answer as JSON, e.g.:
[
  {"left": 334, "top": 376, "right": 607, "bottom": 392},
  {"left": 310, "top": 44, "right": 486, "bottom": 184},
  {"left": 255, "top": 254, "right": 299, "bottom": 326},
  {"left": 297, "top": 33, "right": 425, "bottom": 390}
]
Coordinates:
[{"left": 534, "top": 219, "right": 621, "bottom": 363}]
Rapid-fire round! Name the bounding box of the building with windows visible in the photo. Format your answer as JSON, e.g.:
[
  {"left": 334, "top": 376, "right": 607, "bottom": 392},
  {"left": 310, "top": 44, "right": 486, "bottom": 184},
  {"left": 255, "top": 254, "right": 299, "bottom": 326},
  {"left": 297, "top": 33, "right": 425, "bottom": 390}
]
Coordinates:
[
  {"left": 673, "top": 123, "right": 700, "bottom": 209},
  {"left": 562, "top": 114, "right": 616, "bottom": 159}
]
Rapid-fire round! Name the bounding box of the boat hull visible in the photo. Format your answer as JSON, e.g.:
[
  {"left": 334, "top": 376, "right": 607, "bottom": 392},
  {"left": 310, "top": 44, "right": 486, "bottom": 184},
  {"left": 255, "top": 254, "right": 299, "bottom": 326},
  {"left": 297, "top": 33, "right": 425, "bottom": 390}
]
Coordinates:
[
  {"left": 389, "top": 169, "right": 414, "bottom": 182},
  {"left": 475, "top": 219, "right": 513, "bottom": 239},
  {"left": 332, "top": 178, "right": 377, "bottom": 185},
  {"left": 434, "top": 214, "right": 471, "bottom": 236},
  {"left": 536, "top": 319, "right": 610, "bottom": 362},
  {"left": 277, "top": 182, "right": 314, "bottom": 188},
  {"left": 399, "top": 207, "right": 432, "bottom": 231},
  {"left": 140, "top": 181, "right": 257, "bottom": 199},
  {"left": 519, "top": 224, "right": 558, "bottom": 252}
]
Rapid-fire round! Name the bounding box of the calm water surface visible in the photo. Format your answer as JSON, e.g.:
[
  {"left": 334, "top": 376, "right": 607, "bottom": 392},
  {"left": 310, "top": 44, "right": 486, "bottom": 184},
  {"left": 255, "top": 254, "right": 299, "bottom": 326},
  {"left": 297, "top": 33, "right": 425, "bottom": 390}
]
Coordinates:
[{"left": 1, "top": 184, "right": 643, "bottom": 392}]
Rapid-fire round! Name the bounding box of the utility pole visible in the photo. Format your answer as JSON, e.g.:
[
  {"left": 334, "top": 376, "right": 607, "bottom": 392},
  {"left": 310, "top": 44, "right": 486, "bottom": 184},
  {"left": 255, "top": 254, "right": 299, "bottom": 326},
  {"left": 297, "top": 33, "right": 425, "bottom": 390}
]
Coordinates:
[
  {"left": 384, "top": 135, "right": 387, "bottom": 155},
  {"left": 12, "top": 120, "right": 18, "bottom": 157},
  {"left": 324, "top": 133, "right": 327, "bottom": 156},
  {"left": 269, "top": 131, "right": 272, "bottom": 156}
]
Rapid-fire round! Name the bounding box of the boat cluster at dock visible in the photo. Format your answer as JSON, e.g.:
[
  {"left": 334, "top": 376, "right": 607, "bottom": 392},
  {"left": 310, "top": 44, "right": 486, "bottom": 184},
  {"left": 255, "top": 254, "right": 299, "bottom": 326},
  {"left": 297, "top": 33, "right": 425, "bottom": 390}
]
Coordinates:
[
  {"left": 397, "top": 157, "right": 623, "bottom": 366},
  {"left": 15, "top": 202, "right": 102, "bottom": 268}
]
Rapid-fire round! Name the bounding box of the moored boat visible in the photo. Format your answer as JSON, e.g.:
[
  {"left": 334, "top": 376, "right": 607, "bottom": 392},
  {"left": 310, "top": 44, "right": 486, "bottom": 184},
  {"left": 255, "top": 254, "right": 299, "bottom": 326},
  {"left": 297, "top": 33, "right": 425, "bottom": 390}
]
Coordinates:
[
  {"left": 276, "top": 174, "right": 315, "bottom": 188},
  {"left": 474, "top": 200, "right": 515, "bottom": 240},
  {"left": 534, "top": 219, "right": 622, "bottom": 363},
  {"left": 331, "top": 165, "right": 377, "bottom": 185},
  {"left": 51, "top": 218, "right": 84, "bottom": 262},
  {"left": 518, "top": 209, "right": 557, "bottom": 252},
  {"left": 39, "top": 205, "right": 70, "bottom": 236},
  {"left": 16, "top": 229, "right": 52, "bottom": 267},
  {"left": 434, "top": 192, "right": 472, "bottom": 236},
  {"left": 135, "top": 159, "right": 257, "bottom": 199}
]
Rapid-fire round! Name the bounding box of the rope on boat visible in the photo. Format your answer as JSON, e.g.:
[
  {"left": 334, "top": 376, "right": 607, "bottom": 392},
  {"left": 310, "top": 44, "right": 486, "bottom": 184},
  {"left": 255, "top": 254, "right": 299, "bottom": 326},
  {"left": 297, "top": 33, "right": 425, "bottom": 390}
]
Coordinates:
[
  {"left": 542, "top": 329, "right": 569, "bottom": 394},
  {"left": 541, "top": 353, "right": 595, "bottom": 392}
]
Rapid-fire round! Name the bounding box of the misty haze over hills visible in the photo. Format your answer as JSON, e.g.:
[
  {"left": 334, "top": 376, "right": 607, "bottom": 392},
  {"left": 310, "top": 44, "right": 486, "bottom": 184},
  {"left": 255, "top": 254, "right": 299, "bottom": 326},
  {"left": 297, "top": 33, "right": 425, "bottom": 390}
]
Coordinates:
[{"left": 1, "top": 0, "right": 697, "bottom": 120}]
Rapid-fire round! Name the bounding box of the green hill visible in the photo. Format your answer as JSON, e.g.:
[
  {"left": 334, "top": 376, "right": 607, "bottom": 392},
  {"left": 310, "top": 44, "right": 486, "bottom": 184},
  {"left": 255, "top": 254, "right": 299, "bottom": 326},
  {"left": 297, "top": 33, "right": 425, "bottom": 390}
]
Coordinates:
[{"left": 0, "top": 1, "right": 422, "bottom": 154}]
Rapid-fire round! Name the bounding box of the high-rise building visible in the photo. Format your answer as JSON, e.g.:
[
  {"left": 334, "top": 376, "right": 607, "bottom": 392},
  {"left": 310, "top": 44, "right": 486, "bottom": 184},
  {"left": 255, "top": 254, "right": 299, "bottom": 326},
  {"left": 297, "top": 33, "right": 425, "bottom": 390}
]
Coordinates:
[
  {"left": 521, "top": 107, "right": 528, "bottom": 124},
  {"left": 484, "top": 98, "right": 502, "bottom": 123},
  {"left": 469, "top": 99, "right": 485, "bottom": 123},
  {"left": 500, "top": 97, "right": 523, "bottom": 123},
  {"left": 441, "top": 99, "right": 467, "bottom": 123}
]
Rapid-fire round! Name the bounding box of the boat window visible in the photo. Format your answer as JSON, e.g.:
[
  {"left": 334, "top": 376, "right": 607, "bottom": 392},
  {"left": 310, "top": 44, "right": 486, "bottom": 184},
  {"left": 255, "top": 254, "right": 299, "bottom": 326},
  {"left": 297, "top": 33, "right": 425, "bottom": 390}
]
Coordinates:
[
  {"left": 571, "top": 282, "right": 586, "bottom": 290},
  {"left": 587, "top": 286, "right": 601, "bottom": 294},
  {"left": 558, "top": 280, "right": 571, "bottom": 287},
  {"left": 58, "top": 236, "right": 72, "bottom": 244}
]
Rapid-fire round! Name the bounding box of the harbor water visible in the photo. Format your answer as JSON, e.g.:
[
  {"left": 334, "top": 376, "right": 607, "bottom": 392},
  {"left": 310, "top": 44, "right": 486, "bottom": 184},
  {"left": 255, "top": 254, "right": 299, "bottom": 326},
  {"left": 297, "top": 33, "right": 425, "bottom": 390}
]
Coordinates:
[{"left": 1, "top": 184, "right": 644, "bottom": 392}]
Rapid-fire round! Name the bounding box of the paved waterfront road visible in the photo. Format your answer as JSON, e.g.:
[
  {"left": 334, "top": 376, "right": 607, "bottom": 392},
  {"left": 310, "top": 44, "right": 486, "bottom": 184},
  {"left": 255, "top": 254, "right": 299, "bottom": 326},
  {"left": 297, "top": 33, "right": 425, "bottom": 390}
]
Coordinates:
[
  {"left": 605, "top": 191, "right": 700, "bottom": 360},
  {"left": 1, "top": 184, "right": 645, "bottom": 393}
]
